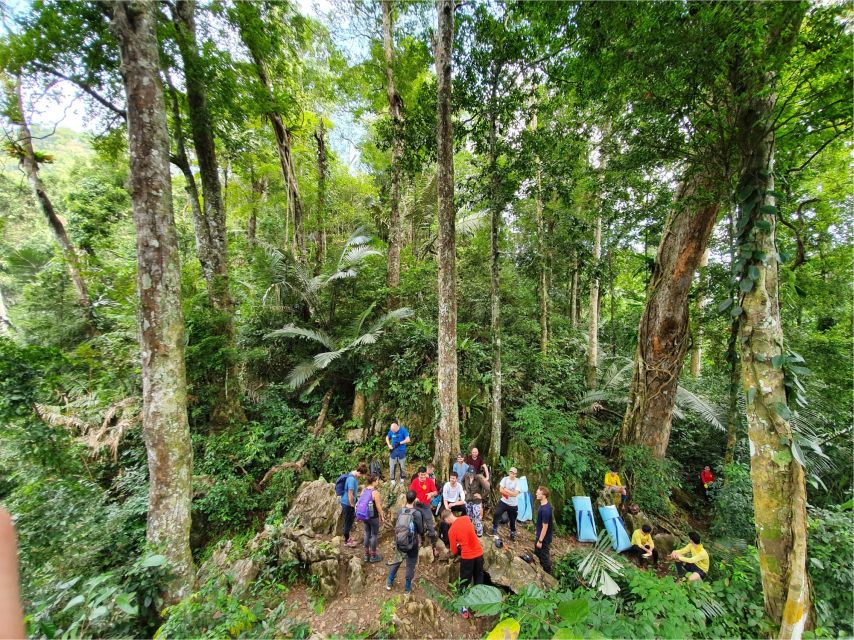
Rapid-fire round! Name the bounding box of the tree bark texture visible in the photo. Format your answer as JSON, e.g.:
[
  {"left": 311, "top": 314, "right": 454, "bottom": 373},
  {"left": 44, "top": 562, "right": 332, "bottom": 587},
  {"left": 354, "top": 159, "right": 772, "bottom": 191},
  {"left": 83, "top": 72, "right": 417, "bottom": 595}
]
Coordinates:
[
  {"left": 172, "top": 0, "right": 243, "bottom": 427},
  {"left": 690, "top": 248, "right": 710, "bottom": 376},
  {"left": 570, "top": 252, "right": 579, "bottom": 329},
  {"left": 536, "top": 164, "right": 548, "bottom": 356},
  {"left": 313, "top": 122, "right": 328, "bottom": 274},
  {"left": 619, "top": 168, "right": 721, "bottom": 458},
  {"left": 112, "top": 0, "right": 194, "bottom": 601},
  {"left": 382, "top": 0, "right": 404, "bottom": 306},
  {"left": 488, "top": 109, "right": 502, "bottom": 467},
  {"left": 586, "top": 214, "right": 601, "bottom": 389},
  {"left": 11, "top": 78, "right": 96, "bottom": 332},
  {"left": 0, "top": 285, "right": 12, "bottom": 334},
  {"left": 433, "top": 0, "right": 459, "bottom": 481}
]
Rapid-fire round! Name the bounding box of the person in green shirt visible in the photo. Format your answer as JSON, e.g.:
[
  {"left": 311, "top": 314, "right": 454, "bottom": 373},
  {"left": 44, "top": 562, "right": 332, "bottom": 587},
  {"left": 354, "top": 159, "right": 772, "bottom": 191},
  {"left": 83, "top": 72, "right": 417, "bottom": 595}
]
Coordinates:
[{"left": 669, "top": 531, "right": 710, "bottom": 581}]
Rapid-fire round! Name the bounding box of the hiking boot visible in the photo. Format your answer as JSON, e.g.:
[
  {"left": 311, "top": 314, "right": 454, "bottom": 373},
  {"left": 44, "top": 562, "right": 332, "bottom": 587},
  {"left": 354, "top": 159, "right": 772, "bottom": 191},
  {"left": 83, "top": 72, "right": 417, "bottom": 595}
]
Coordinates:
[
  {"left": 370, "top": 554, "right": 383, "bottom": 563},
  {"left": 345, "top": 538, "right": 358, "bottom": 547},
  {"left": 510, "top": 532, "right": 517, "bottom": 542},
  {"left": 386, "top": 582, "right": 392, "bottom": 591},
  {"left": 363, "top": 553, "right": 371, "bottom": 563},
  {"left": 460, "top": 607, "right": 470, "bottom": 619}
]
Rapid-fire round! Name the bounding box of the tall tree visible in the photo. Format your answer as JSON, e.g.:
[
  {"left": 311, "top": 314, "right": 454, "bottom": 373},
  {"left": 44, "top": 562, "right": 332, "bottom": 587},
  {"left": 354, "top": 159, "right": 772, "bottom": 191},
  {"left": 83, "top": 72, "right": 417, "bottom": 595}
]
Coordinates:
[
  {"left": 112, "top": 0, "right": 194, "bottom": 601},
  {"left": 170, "top": 0, "right": 244, "bottom": 426},
  {"left": 5, "top": 76, "right": 96, "bottom": 333},
  {"left": 433, "top": 0, "right": 459, "bottom": 479},
  {"left": 586, "top": 211, "right": 601, "bottom": 390},
  {"left": 690, "top": 248, "right": 709, "bottom": 376},
  {"left": 313, "top": 121, "right": 328, "bottom": 273},
  {"left": 382, "top": 0, "right": 403, "bottom": 306}
]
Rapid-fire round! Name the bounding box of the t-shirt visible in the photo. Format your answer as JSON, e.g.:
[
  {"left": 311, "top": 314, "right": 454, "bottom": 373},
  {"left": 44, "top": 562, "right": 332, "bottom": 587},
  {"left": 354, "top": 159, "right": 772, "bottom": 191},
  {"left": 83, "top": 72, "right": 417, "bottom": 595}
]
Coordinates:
[
  {"left": 442, "top": 481, "right": 466, "bottom": 504},
  {"left": 700, "top": 469, "right": 714, "bottom": 485},
  {"left": 631, "top": 529, "right": 654, "bottom": 549},
  {"left": 604, "top": 471, "right": 622, "bottom": 487},
  {"left": 387, "top": 427, "right": 410, "bottom": 458},
  {"left": 448, "top": 516, "right": 483, "bottom": 560},
  {"left": 452, "top": 462, "right": 470, "bottom": 479},
  {"left": 536, "top": 503, "right": 553, "bottom": 544},
  {"left": 499, "top": 476, "right": 519, "bottom": 507},
  {"left": 410, "top": 476, "right": 438, "bottom": 505},
  {"left": 340, "top": 473, "right": 359, "bottom": 506},
  {"left": 465, "top": 455, "right": 487, "bottom": 474},
  {"left": 674, "top": 543, "right": 710, "bottom": 573}
]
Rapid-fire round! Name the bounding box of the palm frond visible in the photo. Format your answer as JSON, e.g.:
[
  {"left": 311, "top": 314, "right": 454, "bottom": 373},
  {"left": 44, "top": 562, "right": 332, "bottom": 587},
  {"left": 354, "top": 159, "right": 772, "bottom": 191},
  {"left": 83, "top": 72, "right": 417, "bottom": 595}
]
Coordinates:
[
  {"left": 457, "top": 210, "right": 489, "bottom": 237},
  {"left": 286, "top": 360, "right": 321, "bottom": 389},
  {"left": 342, "top": 227, "right": 373, "bottom": 252},
  {"left": 577, "top": 530, "right": 623, "bottom": 596},
  {"left": 34, "top": 403, "right": 88, "bottom": 430},
  {"left": 313, "top": 349, "right": 346, "bottom": 369},
  {"left": 325, "top": 268, "right": 357, "bottom": 283},
  {"left": 675, "top": 386, "right": 725, "bottom": 431},
  {"left": 365, "top": 306, "right": 414, "bottom": 335},
  {"left": 340, "top": 245, "right": 383, "bottom": 267},
  {"left": 265, "top": 325, "right": 336, "bottom": 350}
]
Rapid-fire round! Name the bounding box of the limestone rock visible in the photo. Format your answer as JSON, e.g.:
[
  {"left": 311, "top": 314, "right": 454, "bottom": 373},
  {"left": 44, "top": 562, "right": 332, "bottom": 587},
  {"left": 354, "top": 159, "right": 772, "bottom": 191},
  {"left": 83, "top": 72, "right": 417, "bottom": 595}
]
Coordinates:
[
  {"left": 347, "top": 556, "right": 366, "bottom": 595},
  {"left": 391, "top": 594, "right": 441, "bottom": 637},
  {"left": 623, "top": 511, "right": 651, "bottom": 536},
  {"left": 309, "top": 558, "right": 340, "bottom": 599},
  {"left": 654, "top": 533, "right": 677, "bottom": 558},
  {"left": 286, "top": 479, "right": 344, "bottom": 535},
  {"left": 229, "top": 557, "right": 261, "bottom": 596},
  {"left": 345, "top": 428, "right": 364, "bottom": 444},
  {"left": 418, "top": 545, "right": 434, "bottom": 565},
  {"left": 196, "top": 540, "right": 232, "bottom": 586},
  {"left": 277, "top": 535, "right": 300, "bottom": 566},
  {"left": 482, "top": 540, "right": 557, "bottom": 593},
  {"left": 297, "top": 535, "right": 341, "bottom": 564}
]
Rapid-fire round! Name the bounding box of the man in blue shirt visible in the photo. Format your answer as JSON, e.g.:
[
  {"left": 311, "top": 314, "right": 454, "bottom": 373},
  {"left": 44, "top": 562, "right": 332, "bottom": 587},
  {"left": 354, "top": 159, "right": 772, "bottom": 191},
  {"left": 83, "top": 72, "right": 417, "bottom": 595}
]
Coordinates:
[
  {"left": 341, "top": 462, "right": 368, "bottom": 547},
  {"left": 386, "top": 422, "right": 411, "bottom": 486},
  {"left": 534, "top": 485, "right": 553, "bottom": 574}
]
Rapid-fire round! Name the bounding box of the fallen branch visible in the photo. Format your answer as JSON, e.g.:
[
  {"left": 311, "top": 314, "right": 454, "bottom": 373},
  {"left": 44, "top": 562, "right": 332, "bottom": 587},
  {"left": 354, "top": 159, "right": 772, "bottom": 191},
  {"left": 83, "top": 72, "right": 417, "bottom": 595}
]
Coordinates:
[{"left": 258, "top": 459, "right": 305, "bottom": 488}]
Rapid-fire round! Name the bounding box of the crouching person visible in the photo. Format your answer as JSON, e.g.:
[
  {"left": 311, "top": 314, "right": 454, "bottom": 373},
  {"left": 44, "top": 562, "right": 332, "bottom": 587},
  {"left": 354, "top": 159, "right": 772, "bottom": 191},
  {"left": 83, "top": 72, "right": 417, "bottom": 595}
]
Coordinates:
[
  {"left": 442, "top": 509, "right": 484, "bottom": 619},
  {"left": 670, "top": 531, "right": 710, "bottom": 582}
]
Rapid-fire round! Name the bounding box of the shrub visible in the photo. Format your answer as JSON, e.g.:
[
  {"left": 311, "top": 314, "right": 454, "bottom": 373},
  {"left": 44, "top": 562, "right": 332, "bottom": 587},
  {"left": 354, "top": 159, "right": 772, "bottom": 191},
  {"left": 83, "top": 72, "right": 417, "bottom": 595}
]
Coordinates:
[
  {"left": 710, "top": 462, "right": 755, "bottom": 541},
  {"left": 620, "top": 446, "right": 681, "bottom": 514},
  {"left": 808, "top": 506, "right": 854, "bottom": 637}
]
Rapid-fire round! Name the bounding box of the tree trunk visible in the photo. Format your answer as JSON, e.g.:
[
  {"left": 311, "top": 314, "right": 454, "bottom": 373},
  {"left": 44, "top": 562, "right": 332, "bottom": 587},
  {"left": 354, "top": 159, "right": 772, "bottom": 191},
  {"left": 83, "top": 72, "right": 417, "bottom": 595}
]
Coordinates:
[
  {"left": 383, "top": 0, "right": 404, "bottom": 307},
  {"left": 734, "top": 7, "right": 809, "bottom": 633},
  {"left": 313, "top": 122, "right": 328, "bottom": 274},
  {"left": 607, "top": 226, "right": 616, "bottom": 356},
  {"left": 488, "top": 105, "right": 502, "bottom": 467},
  {"left": 248, "top": 172, "right": 266, "bottom": 249},
  {"left": 0, "top": 285, "right": 12, "bottom": 334},
  {"left": 570, "top": 251, "right": 579, "bottom": 329},
  {"left": 10, "top": 77, "right": 96, "bottom": 333},
  {"left": 313, "top": 386, "right": 335, "bottom": 436},
  {"left": 619, "top": 168, "right": 721, "bottom": 458},
  {"left": 172, "top": 0, "right": 243, "bottom": 427},
  {"left": 724, "top": 209, "right": 740, "bottom": 467},
  {"left": 690, "top": 248, "right": 710, "bottom": 376},
  {"left": 586, "top": 214, "right": 601, "bottom": 389},
  {"left": 112, "top": 0, "right": 194, "bottom": 602},
  {"left": 433, "top": 0, "right": 459, "bottom": 481},
  {"left": 536, "top": 163, "right": 548, "bottom": 356}
]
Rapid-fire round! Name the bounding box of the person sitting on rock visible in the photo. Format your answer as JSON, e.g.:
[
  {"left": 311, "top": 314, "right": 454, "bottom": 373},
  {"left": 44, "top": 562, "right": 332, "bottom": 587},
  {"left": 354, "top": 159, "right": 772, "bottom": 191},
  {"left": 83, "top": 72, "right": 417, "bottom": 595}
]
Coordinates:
[
  {"left": 409, "top": 466, "right": 440, "bottom": 557},
  {"left": 629, "top": 524, "right": 658, "bottom": 565},
  {"left": 442, "top": 472, "right": 467, "bottom": 515},
  {"left": 604, "top": 465, "right": 627, "bottom": 504},
  {"left": 465, "top": 447, "right": 490, "bottom": 482},
  {"left": 442, "top": 508, "right": 484, "bottom": 618},
  {"left": 452, "top": 453, "right": 470, "bottom": 480},
  {"left": 386, "top": 422, "right": 411, "bottom": 487},
  {"left": 670, "top": 531, "right": 710, "bottom": 582},
  {"left": 358, "top": 475, "right": 385, "bottom": 563},
  {"left": 387, "top": 490, "right": 424, "bottom": 594},
  {"left": 341, "top": 462, "right": 367, "bottom": 547},
  {"left": 463, "top": 466, "right": 489, "bottom": 537},
  {"left": 491, "top": 467, "right": 521, "bottom": 542},
  {"left": 426, "top": 463, "right": 442, "bottom": 513}
]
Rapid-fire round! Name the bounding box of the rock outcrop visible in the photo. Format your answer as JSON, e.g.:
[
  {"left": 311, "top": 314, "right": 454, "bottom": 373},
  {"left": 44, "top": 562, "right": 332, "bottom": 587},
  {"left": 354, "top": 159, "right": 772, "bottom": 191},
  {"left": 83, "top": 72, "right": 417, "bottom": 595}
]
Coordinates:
[
  {"left": 285, "top": 479, "right": 344, "bottom": 535},
  {"left": 390, "top": 594, "right": 442, "bottom": 637},
  {"left": 347, "top": 556, "right": 366, "bottom": 595},
  {"left": 653, "top": 533, "right": 677, "bottom": 558},
  {"left": 482, "top": 540, "right": 557, "bottom": 593}
]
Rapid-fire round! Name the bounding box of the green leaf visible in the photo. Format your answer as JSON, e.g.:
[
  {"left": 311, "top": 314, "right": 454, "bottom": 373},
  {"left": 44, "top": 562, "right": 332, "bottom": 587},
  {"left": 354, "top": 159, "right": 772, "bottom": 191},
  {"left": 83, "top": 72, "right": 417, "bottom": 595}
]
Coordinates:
[
  {"left": 737, "top": 185, "right": 755, "bottom": 201},
  {"left": 771, "top": 354, "right": 787, "bottom": 368},
  {"left": 747, "top": 387, "right": 757, "bottom": 404},
  {"left": 767, "top": 189, "right": 784, "bottom": 199},
  {"left": 773, "top": 402, "right": 793, "bottom": 421},
  {"left": 755, "top": 220, "right": 772, "bottom": 232},
  {"left": 730, "top": 305, "right": 743, "bottom": 318},
  {"left": 717, "top": 298, "right": 733, "bottom": 312},
  {"left": 89, "top": 605, "right": 109, "bottom": 620},
  {"left": 61, "top": 595, "right": 85, "bottom": 612},
  {"left": 789, "top": 365, "right": 811, "bottom": 376},
  {"left": 557, "top": 599, "right": 589, "bottom": 625},
  {"left": 791, "top": 441, "right": 806, "bottom": 468},
  {"left": 739, "top": 279, "right": 754, "bottom": 293},
  {"left": 456, "top": 585, "right": 503, "bottom": 616},
  {"left": 759, "top": 204, "right": 778, "bottom": 215},
  {"left": 141, "top": 554, "right": 167, "bottom": 568},
  {"left": 748, "top": 265, "right": 760, "bottom": 280},
  {"left": 115, "top": 593, "right": 137, "bottom": 616}
]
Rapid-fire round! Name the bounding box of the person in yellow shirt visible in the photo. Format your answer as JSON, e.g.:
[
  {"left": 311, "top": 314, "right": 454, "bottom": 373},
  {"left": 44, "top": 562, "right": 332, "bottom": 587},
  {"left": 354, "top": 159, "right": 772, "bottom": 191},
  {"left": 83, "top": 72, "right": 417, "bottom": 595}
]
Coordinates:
[
  {"left": 604, "top": 465, "right": 627, "bottom": 504},
  {"left": 629, "top": 524, "right": 658, "bottom": 565},
  {"left": 669, "top": 531, "right": 710, "bottom": 581}
]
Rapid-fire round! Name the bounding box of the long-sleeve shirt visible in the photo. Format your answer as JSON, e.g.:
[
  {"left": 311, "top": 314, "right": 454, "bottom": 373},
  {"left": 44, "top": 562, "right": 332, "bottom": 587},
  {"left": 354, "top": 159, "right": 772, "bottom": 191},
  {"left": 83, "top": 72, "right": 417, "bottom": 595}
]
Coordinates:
[
  {"left": 462, "top": 474, "right": 489, "bottom": 504},
  {"left": 674, "top": 543, "right": 710, "bottom": 573},
  {"left": 447, "top": 516, "right": 483, "bottom": 560}
]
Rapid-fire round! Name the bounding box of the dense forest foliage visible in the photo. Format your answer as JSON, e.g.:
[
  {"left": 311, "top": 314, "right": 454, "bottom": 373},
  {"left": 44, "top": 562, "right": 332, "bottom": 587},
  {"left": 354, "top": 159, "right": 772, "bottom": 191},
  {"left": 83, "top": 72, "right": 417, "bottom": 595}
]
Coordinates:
[{"left": 0, "top": 1, "right": 851, "bottom": 638}]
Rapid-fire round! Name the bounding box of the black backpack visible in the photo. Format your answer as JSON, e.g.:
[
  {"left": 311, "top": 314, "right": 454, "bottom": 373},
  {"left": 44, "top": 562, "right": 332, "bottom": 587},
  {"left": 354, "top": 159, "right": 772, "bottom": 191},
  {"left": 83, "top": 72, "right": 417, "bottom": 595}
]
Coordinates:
[
  {"left": 395, "top": 508, "right": 417, "bottom": 552},
  {"left": 369, "top": 460, "right": 383, "bottom": 479}
]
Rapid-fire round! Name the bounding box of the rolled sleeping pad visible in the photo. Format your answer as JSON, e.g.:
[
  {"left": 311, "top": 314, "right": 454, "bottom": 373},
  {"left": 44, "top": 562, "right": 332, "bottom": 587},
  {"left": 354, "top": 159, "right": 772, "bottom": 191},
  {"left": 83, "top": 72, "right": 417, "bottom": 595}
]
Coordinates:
[
  {"left": 598, "top": 504, "right": 632, "bottom": 552},
  {"left": 572, "top": 496, "right": 598, "bottom": 542}
]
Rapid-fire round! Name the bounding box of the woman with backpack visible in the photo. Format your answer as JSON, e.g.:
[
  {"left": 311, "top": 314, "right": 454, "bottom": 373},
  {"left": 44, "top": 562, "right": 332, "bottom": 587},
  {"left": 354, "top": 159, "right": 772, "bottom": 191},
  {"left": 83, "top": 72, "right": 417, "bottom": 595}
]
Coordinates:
[{"left": 356, "top": 475, "right": 385, "bottom": 563}]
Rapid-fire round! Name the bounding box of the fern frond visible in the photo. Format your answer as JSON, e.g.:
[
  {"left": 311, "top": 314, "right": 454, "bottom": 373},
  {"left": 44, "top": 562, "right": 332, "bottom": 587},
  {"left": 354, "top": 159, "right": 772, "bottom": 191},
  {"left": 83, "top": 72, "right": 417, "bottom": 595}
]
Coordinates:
[{"left": 34, "top": 403, "right": 87, "bottom": 430}]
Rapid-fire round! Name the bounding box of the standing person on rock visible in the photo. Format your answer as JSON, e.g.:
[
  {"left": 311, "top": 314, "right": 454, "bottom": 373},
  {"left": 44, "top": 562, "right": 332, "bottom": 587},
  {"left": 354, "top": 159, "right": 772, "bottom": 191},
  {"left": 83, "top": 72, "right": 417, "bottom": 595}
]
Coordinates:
[
  {"left": 463, "top": 466, "right": 489, "bottom": 537},
  {"left": 492, "top": 467, "right": 520, "bottom": 542},
  {"left": 339, "top": 462, "right": 367, "bottom": 547},
  {"left": 465, "top": 447, "right": 490, "bottom": 482},
  {"left": 356, "top": 475, "right": 385, "bottom": 563},
  {"left": 387, "top": 489, "right": 424, "bottom": 594},
  {"left": 386, "top": 422, "right": 411, "bottom": 487},
  {"left": 534, "top": 486, "right": 553, "bottom": 575},
  {"left": 409, "top": 466, "right": 440, "bottom": 557}
]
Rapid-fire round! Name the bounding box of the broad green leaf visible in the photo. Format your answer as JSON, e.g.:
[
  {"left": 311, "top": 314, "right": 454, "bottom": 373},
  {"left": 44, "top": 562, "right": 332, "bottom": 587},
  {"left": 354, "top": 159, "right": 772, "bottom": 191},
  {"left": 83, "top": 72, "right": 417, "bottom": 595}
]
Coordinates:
[
  {"left": 755, "top": 220, "right": 772, "bottom": 232},
  {"left": 142, "top": 554, "right": 167, "bottom": 568},
  {"left": 773, "top": 402, "right": 793, "bottom": 421},
  {"left": 759, "top": 204, "right": 778, "bottom": 215},
  {"left": 557, "top": 599, "right": 589, "bottom": 625},
  {"left": 89, "top": 605, "right": 109, "bottom": 620},
  {"left": 771, "top": 354, "right": 787, "bottom": 368},
  {"left": 457, "top": 584, "right": 503, "bottom": 616},
  {"left": 717, "top": 298, "right": 733, "bottom": 312},
  {"left": 746, "top": 387, "right": 757, "bottom": 404},
  {"left": 116, "top": 593, "right": 137, "bottom": 616},
  {"left": 61, "top": 595, "right": 85, "bottom": 612},
  {"left": 730, "top": 305, "right": 743, "bottom": 318},
  {"left": 488, "top": 618, "right": 520, "bottom": 640},
  {"left": 739, "top": 279, "right": 754, "bottom": 293},
  {"left": 748, "top": 265, "right": 760, "bottom": 280},
  {"left": 791, "top": 441, "right": 807, "bottom": 468},
  {"left": 767, "top": 189, "right": 784, "bottom": 199}
]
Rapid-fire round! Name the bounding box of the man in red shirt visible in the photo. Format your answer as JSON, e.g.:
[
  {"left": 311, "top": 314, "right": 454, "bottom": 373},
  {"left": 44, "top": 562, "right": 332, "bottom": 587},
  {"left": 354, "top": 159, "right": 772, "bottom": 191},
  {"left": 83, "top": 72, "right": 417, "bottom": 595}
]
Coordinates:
[
  {"left": 410, "top": 466, "right": 439, "bottom": 556},
  {"left": 442, "top": 510, "right": 484, "bottom": 587},
  {"left": 700, "top": 466, "right": 714, "bottom": 492}
]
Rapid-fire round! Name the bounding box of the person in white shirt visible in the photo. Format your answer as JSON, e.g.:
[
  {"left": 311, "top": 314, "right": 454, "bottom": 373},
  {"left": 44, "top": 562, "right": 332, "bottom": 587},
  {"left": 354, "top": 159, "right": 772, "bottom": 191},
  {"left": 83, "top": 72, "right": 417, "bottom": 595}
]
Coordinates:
[
  {"left": 491, "top": 467, "right": 521, "bottom": 542},
  {"left": 442, "top": 472, "right": 467, "bottom": 515}
]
